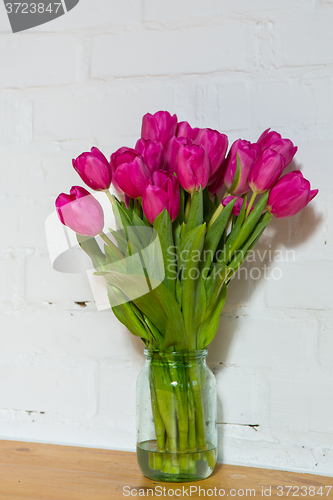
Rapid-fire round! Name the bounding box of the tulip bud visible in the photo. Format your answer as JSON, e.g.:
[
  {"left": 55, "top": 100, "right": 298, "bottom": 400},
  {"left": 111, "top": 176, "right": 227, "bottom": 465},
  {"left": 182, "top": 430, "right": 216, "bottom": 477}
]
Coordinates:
[
  {"left": 110, "top": 147, "right": 140, "bottom": 194},
  {"left": 142, "top": 170, "right": 180, "bottom": 224},
  {"left": 163, "top": 136, "right": 191, "bottom": 173},
  {"left": 223, "top": 139, "right": 260, "bottom": 195},
  {"left": 248, "top": 148, "right": 285, "bottom": 194},
  {"left": 176, "top": 144, "right": 210, "bottom": 194},
  {"left": 113, "top": 154, "right": 152, "bottom": 199},
  {"left": 258, "top": 128, "right": 297, "bottom": 167},
  {"left": 176, "top": 121, "right": 200, "bottom": 141},
  {"left": 135, "top": 139, "right": 163, "bottom": 173},
  {"left": 56, "top": 186, "right": 104, "bottom": 237},
  {"left": 222, "top": 195, "right": 252, "bottom": 216},
  {"left": 141, "top": 110, "right": 178, "bottom": 146},
  {"left": 194, "top": 128, "right": 228, "bottom": 177},
  {"left": 267, "top": 170, "right": 318, "bottom": 218},
  {"left": 72, "top": 147, "right": 111, "bottom": 191}
]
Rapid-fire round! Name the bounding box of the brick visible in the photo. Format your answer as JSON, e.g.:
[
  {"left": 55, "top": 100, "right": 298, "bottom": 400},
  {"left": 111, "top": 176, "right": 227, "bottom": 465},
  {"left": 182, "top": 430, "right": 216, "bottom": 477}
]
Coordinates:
[
  {"left": 25, "top": 253, "right": 94, "bottom": 303},
  {"left": 0, "top": 36, "right": 79, "bottom": 88},
  {"left": 209, "top": 316, "right": 305, "bottom": 369},
  {"left": 319, "top": 319, "right": 333, "bottom": 369},
  {"left": 218, "top": 83, "right": 250, "bottom": 133},
  {"left": 0, "top": 308, "right": 136, "bottom": 361},
  {"left": 0, "top": 252, "right": 24, "bottom": 302},
  {"left": 270, "top": 378, "right": 333, "bottom": 434},
  {"left": 278, "top": 18, "right": 333, "bottom": 67},
  {"left": 91, "top": 23, "right": 252, "bottom": 79},
  {"left": 29, "top": 0, "right": 141, "bottom": 32},
  {"left": 0, "top": 354, "right": 96, "bottom": 416},
  {"left": 265, "top": 261, "right": 333, "bottom": 310},
  {"left": 143, "top": 0, "right": 308, "bottom": 23},
  {"left": 296, "top": 141, "right": 333, "bottom": 191},
  {"left": 0, "top": 91, "right": 32, "bottom": 145},
  {"left": 33, "top": 85, "right": 176, "bottom": 143}
]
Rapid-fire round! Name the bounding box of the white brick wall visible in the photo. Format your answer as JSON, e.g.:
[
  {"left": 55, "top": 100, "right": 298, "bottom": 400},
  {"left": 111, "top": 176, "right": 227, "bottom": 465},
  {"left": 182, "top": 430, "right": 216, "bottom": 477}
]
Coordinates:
[{"left": 0, "top": 0, "right": 332, "bottom": 478}]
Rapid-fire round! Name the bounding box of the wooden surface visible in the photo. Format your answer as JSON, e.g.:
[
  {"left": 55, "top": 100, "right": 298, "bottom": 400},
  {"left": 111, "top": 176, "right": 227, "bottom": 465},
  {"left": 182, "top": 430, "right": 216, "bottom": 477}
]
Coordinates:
[{"left": 0, "top": 440, "right": 332, "bottom": 499}]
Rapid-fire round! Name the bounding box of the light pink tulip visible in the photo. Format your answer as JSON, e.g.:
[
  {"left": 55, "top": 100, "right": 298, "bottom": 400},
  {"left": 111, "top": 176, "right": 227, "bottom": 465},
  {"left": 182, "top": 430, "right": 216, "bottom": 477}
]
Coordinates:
[{"left": 56, "top": 186, "right": 104, "bottom": 237}]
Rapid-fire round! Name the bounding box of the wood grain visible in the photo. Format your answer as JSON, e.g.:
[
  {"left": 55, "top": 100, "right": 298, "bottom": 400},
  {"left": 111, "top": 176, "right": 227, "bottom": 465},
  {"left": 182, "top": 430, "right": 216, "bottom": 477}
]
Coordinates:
[{"left": 0, "top": 440, "right": 332, "bottom": 499}]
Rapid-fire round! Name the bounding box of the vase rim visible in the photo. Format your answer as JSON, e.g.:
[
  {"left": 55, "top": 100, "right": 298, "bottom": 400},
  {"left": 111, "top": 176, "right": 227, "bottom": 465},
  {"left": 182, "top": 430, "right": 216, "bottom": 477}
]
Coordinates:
[{"left": 144, "top": 348, "right": 208, "bottom": 360}]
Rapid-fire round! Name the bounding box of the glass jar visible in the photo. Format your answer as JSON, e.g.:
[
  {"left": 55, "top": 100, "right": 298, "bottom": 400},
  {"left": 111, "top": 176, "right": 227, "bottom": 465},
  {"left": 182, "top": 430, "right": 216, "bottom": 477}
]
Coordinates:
[{"left": 136, "top": 349, "right": 217, "bottom": 482}]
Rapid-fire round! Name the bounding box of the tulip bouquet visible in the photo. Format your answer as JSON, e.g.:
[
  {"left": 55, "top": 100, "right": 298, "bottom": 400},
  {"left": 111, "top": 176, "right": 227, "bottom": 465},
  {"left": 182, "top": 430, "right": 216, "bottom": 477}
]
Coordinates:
[{"left": 55, "top": 111, "right": 318, "bottom": 479}]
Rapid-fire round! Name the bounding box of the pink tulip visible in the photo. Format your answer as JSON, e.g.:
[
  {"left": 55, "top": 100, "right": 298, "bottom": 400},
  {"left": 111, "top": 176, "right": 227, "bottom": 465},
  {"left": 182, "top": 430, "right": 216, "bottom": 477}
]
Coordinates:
[
  {"left": 142, "top": 170, "right": 180, "bottom": 224},
  {"left": 248, "top": 148, "right": 285, "bottom": 194},
  {"left": 223, "top": 139, "right": 260, "bottom": 195},
  {"left": 267, "top": 170, "right": 318, "bottom": 218},
  {"left": 222, "top": 195, "right": 252, "bottom": 216},
  {"left": 162, "top": 136, "right": 191, "bottom": 173},
  {"left": 194, "top": 128, "right": 228, "bottom": 177},
  {"left": 110, "top": 147, "right": 140, "bottom": 193},
  {"left": 135, "top": 139, "right": 163, "bottom": 174},
  {"left": 56, "top": 186, "right": 104, "bottom": 237},
  {"left": 113, "top": 154, "right": 152, "bottom": 199},
  {"left": 176, "top": 121, "right": 200, "bottom": 141},
  {"left": 258, "top": 128, "right": 297, "bottom": 167},
  {"left": 141, "top": 111, "right": 178, "bottom": 146},
  {"left": 72, "top": 147, "right": 111, "bottom": 191},
  {"left": 176, "top": 144, "right": 210, "bottom": 194}
]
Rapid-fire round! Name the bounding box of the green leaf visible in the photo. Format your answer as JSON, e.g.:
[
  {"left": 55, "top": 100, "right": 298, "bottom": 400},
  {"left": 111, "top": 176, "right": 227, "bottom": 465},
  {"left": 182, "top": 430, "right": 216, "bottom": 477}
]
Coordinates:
[
  {"left": 107, "top": 283, "right": 150, "bottom": 341},
  {"left": 153, "top": 209, "right": 176, "bottom": 298},
  {"left": 108, "top": 228, "right": 127, "bottom": 254},
  {"left": 76, "top": 234, "right": 106, "bottom": 269},
  {"left": 103, "top": 272, "right": 187, "bottom": 351},
  {"left": 181, "top": 223, "right": 207, "bottom": 349},
  {"left": 198, "top": 284, "right": 227, "bottom": 348},
  {"left": 219, "top": 197, "right": 247, "bottom": 265},
  {"left": 203, "top": 187, "right": 216, "bottom": 225},
  {"left": 186, "top": 187, "right": 203, "bottom": 233},
  {"left": 178, "top": 186, "right": 185, "bottom": 225},
  {"left": 229, "top": 192, "right": 269, "bottom": 257},
  {"left": 201, "top": 197, "right": 236, "bottom": 273},
  {"left": 228, "top": 212, "right": 271, "bottom": 273},
  {"left": 228, "top": 153, "right": 242, "bottom": 193}
]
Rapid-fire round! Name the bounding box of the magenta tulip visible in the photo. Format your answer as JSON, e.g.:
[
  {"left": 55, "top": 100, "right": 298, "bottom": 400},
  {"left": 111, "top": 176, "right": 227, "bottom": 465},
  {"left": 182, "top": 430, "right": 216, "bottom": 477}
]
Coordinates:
[
  {"left": 162, "top": 136, "right": 191, "bottom": 173},
  {"left": 176, "top": 121, "right": 200, "bottom": 141},
  {"left": 194, "top": 128, "right": 228, "bottom": 177},
  {"left": 72, "top": 147, "right": 111, "bottom": 191},
  {"left": 56, "top": 186, "right": 104, "bottom": 237},
  {"left": 223, "top": 139, "right": 260, "bottom": 195},
  {"left": 267, "top": 170, "right": 318, "bottom": 218},
  {"left": 113, "top": 154, "right": 151, "bottom": 199},
  {"left": 110, "top": 147, "right": 140, "bottom": 193},
  {"left": 222, "top": 195, "right": 252, "bottom": 216},
  {"left": 176, "top": 144, "right": 210, "bottom": 194},
  {"left": 258, "top": 128, "right": 297, "bottom": 167},
  {"left": 135, "top": 139, "right": 163, "bottom": 173},
  {"left": 141, "top": 111, "right": 178, "bottom": 146},
  {"left": 248, "top": 148, "right": 285, "bottom": 194},
  {"left": 142, "top": 170, "right": 180, "bottom": 224}
]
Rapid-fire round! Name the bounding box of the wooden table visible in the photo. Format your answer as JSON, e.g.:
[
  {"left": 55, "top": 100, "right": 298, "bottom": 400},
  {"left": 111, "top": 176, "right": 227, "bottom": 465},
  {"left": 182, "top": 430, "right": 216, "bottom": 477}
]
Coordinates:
[{"left": 0, "top": 440, "right": 332, "bottom": 499}]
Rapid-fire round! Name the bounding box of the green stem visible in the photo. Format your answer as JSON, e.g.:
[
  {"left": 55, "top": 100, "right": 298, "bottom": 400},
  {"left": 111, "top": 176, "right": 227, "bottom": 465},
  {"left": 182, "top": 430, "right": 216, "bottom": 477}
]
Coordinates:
[
  {"left": 207, "top": 203, "right": 223, "bottom": 231},
  {"left": 184, "top": 194, "right": 192, "bottom": 223},
  {"left": 105, "top": 190, "right": 115, "bottom": 206},
  {"left": 188, "top": 362, "right": 207, "bottom": 450},
  {"left": 245, "top": 192, "right": 257, "bottom": 218},
  {"left": 99, "top": 231, "right": 124, "bottom": 261}
]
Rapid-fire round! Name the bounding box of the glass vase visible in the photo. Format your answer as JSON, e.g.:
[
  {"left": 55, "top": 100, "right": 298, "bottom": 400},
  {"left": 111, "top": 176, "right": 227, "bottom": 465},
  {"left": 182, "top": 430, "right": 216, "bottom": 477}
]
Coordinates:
[{"left": 136, "top": 349, "right": 217, "bottom": 482}]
